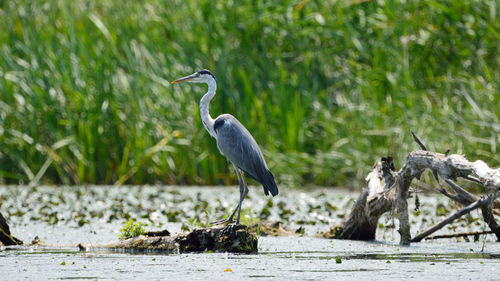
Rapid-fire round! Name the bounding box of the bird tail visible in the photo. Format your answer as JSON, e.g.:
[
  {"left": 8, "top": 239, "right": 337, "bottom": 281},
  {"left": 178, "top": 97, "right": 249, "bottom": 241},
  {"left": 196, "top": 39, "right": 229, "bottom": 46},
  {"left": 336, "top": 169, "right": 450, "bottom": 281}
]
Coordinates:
[{"left": 261, "top": 170, "right": 279, "bottom": 197}]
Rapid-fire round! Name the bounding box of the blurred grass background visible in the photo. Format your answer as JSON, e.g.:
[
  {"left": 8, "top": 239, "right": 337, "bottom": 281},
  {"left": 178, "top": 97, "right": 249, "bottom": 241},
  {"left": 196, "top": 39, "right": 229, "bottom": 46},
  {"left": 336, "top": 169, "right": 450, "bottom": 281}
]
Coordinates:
[{"left": 0, "top": 0, "right": 499, "bottom": 187}]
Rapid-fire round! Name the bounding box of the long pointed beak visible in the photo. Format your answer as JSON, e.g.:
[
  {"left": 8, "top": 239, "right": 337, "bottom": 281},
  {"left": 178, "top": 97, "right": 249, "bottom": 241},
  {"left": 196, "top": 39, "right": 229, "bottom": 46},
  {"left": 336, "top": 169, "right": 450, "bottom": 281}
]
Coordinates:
[{"left": 171, "top": 74, "right": 197, "bottom": 84}]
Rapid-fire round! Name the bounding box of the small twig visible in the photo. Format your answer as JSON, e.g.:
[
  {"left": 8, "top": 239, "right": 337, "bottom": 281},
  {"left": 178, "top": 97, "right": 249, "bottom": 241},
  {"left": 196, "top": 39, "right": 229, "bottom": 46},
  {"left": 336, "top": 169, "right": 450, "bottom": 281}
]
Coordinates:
[
  {"left": 425, "top": 231, "right": 494, "bottom": 240},
  {"left": 410, "top": 131, "right": 439, "bottom": 182},
  {"left": 414, "top": 190, "right": 420, "bottom": 211},
  {"left": 411, "top": 131, "right": 427, "bottom": 151},
  {"left": 411, "top": 195, "right": 493, "bottom": 242}
]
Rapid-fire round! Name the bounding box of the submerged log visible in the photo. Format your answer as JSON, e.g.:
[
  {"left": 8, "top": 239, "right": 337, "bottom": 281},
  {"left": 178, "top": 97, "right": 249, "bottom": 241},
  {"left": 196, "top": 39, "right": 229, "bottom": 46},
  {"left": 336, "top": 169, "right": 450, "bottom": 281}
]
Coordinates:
[
  {"left": 80, "top": 224, "right": 257, "bottom": 253},
  {"left": 325, "top": 133, "right": 500, "bottom": 245},
  {"left": 0, "top": 212, "right": 23, "bottom": 246}
]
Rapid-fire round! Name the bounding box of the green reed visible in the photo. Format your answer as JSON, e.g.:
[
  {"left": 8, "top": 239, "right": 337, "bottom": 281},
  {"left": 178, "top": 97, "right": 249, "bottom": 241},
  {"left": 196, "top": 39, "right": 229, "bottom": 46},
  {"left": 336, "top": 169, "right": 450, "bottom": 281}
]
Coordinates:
[{"left": 0, "top": 0, "right": 499, "bottom": 187}]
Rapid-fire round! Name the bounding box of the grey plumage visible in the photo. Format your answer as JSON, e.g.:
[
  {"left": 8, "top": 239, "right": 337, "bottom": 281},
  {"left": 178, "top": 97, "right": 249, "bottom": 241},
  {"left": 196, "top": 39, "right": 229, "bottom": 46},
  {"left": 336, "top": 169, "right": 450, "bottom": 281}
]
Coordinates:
[
  {"left": 172, "top": 69, "right": 279, "bottom": 225},
  {"left": 214, "top": 114, "right": 278, "bottom": 197}
]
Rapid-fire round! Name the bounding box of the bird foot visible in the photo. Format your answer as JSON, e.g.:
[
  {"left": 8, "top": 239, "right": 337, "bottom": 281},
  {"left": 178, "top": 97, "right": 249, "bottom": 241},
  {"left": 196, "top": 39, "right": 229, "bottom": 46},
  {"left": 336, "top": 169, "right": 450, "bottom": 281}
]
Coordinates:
[
  {"left": 220, "top": 224, "right": 246, "bottom": 237},
  {"left": 210, "top": 218, "right": 235, "bottom": 225}
]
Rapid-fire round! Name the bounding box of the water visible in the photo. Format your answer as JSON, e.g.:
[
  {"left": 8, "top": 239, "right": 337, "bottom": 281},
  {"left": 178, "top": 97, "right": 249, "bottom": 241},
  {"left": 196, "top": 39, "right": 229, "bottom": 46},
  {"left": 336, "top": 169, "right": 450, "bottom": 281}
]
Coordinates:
[{"left": 1, "top": 185, "right": 499, "bottom": 280}]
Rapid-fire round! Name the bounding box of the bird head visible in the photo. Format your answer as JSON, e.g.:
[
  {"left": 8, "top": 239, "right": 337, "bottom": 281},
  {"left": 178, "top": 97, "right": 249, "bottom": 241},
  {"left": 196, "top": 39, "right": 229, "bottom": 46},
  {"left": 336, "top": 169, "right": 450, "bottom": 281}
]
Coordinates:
[{"left": 171, "top": 69, "right": 216, "bottom": 84}]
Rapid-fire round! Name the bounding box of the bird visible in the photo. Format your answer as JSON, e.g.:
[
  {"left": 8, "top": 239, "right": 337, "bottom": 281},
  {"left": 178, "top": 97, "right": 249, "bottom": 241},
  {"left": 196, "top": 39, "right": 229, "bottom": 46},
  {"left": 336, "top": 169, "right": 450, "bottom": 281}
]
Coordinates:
[{"left": 171, "top": 69, "right": 279, "bottom": 225}]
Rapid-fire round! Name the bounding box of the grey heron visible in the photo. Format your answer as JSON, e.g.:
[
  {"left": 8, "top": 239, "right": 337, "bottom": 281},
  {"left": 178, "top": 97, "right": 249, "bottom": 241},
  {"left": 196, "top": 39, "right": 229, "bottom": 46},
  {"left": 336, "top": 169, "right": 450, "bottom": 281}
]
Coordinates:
[{"left": 172, "top": 69, "right": 279, "bottom": 225}]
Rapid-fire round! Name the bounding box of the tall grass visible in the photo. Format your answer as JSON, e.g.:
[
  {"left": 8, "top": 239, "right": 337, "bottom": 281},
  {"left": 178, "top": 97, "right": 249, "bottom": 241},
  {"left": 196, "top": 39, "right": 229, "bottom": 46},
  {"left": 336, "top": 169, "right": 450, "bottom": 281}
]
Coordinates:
[{"left": 0, "top": 0, "right": 499, "bottom": 187}]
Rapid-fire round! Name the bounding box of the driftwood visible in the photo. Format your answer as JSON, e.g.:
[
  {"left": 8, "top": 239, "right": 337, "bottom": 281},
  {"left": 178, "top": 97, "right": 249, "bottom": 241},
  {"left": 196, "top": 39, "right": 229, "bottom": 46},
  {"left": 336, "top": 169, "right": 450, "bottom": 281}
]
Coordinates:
[
  {"left": 323, "top": 157, "right": 397, "bottom": 240},
  {"left": 23, "top": 222, "right": 294, "bottom": 253},
  {"left": 411, "top": 194, "right": 495, "bottom": 242},
  {"left": 395, "top": 147, "right": 500, "bottom": 245},
  {"left": 0, "top": 211, "right": 23, "bottom": 246},
  {"left": 84, "top": 222, "right": 296, "bottom": 253},
  {"left": 325, "top": 133, "right": 500, "bottom": 245},
  {"left": 78, "top": 224, "right": 257, "bottom": 253},
  {"left": 426, "top": 230, "right": 494, "bottom": 241}
]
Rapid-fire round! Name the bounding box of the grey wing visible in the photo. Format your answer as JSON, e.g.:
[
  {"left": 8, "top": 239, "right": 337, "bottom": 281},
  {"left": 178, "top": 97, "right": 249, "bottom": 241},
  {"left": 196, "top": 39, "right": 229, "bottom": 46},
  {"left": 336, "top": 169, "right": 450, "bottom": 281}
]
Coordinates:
[{"left": 213, "top": 114, "right": 278, "bottom": 196}]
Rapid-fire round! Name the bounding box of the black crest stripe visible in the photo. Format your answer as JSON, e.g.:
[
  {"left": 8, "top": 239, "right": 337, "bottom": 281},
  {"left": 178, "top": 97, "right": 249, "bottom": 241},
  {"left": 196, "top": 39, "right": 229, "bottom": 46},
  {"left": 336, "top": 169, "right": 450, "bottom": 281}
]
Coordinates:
[{"left": 198, "top": 69, "right": 216, "bottom": 80}]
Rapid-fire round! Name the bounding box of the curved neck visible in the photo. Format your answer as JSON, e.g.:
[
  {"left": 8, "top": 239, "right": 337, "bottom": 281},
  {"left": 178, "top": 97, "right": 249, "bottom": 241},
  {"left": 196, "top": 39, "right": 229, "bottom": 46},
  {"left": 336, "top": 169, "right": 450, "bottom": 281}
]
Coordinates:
[{"left": 200, "top": 77, "right": 217, "bottom": 138}]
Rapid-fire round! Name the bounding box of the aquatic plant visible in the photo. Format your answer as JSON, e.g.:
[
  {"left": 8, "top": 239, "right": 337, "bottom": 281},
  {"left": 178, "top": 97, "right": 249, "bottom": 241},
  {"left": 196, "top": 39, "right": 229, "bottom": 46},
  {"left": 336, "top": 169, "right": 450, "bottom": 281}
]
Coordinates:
[{"left": 118, "top": 219, "right": 147, "bottom": 240}]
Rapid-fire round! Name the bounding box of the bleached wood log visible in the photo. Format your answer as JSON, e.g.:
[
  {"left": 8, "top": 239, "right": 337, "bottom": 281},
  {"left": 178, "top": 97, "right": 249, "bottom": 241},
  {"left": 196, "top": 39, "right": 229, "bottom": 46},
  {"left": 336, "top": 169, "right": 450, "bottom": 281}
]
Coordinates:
[
  {"left": 325, "top": 143, "right": 500, "bottom": 245},
  {"left": 323, "top": 157, "right": 396, "bottom": 240},
  {"left": 395, "top": 150, "right": 500, "bottom": 244}
]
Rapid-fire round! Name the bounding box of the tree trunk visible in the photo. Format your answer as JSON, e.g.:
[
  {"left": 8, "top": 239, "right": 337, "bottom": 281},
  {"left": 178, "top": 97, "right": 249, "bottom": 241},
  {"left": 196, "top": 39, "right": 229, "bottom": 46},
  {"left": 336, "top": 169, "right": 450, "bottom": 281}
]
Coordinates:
[{"left": 0, "top": 212, "right": 23, "bottom": 246}]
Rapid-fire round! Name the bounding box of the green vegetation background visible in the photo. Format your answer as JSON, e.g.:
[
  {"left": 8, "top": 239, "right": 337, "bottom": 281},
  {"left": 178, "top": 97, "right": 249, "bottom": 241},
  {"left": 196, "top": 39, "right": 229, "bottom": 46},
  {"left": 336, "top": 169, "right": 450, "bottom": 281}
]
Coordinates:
[{"left": 1, "top": 0, "right": 499, "bottom": 187}]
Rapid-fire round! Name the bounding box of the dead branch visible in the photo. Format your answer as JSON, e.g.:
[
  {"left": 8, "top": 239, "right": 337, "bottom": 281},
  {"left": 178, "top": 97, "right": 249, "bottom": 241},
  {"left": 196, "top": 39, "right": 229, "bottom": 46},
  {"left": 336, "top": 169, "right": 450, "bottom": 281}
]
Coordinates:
[
  {"left": 425, "top": 231, "right": 494, "bottom": 240},
  {"left": 411, "top": 195, "right": 494, "bottom": 242},
  {"left": 411, "top": 131, "right": 427, "bottom": 151},
  {"left": 394, "top": 149, "right": 500, "bottom": 245},
  {"left": 439, "top": 179, "right": 500, "bottom": 216},
  {"left": 411, "top": 131, "right": 438, "bottom": 181},
  {"left": 325, "top": 133, "right": 500, "bottom": 245}
]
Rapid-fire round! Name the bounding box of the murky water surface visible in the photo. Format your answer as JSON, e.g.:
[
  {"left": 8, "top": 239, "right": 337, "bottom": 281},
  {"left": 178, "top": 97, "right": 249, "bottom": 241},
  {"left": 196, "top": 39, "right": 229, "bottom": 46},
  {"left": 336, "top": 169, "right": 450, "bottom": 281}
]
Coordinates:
[{"left": 1, "top": 185, "right": 499, "bottom": 280}]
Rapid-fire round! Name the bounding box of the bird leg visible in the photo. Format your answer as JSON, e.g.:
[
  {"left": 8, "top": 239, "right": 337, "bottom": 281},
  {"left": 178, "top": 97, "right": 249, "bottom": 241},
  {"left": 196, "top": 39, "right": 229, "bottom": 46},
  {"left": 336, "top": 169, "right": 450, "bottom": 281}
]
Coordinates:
[
  {"left": 210, "top": 206, "right": 237, "bottom": 225},
  {"left": 210, "top": 164, "right": 248, "bottom": 225},
  {"left": 235, "top": 169, "right": 249, "bottom": 224}
]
